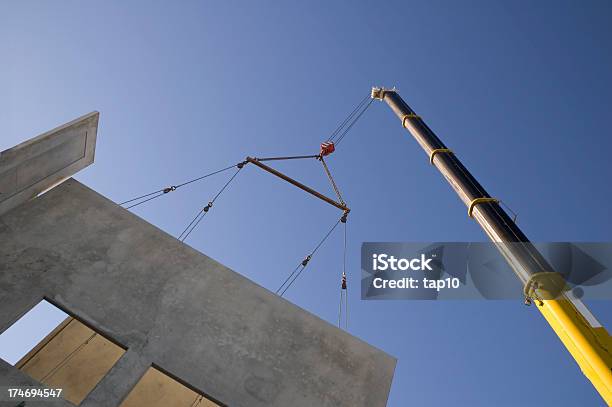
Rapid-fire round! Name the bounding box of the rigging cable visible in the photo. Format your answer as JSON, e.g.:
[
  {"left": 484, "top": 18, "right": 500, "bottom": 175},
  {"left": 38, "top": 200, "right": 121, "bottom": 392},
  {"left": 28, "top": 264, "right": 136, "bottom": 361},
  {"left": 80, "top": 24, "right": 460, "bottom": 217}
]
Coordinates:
[
  {"left": 338, "top": 220, "right": 348, "bottom": 329},
  {"left": 119, "top": 162, "right": 241, "bottom": 209},
  {"left": 276, "top": 217, "right": 342, "bottom": 297},
  {"left": 178, "top": 165, "right": 244, "bottom": 242},
  {"left": 320, "top": 155, "right": 345, "bottom": 206},
  {"left": 115, "top": 96, "right": 371, "bottom": 310},
  {"left": 334, "top": 97, "right": 375, "bottom": 147},
  {"left": 327, "top": 94, "right": 370, "bottom": 143}
]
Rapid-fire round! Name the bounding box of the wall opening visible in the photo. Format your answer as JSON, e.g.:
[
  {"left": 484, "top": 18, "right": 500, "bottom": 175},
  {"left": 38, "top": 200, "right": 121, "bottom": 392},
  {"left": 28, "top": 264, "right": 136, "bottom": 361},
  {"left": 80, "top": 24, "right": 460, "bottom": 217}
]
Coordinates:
[
  {"left": 0, "top": 299, "right": 126, "bottom": 405},
  {"left": 0, "top": 299, "right": 68, "bottom": 365},
  {"left": 120, "top": 366, "right": 222, "bottom": 407}
]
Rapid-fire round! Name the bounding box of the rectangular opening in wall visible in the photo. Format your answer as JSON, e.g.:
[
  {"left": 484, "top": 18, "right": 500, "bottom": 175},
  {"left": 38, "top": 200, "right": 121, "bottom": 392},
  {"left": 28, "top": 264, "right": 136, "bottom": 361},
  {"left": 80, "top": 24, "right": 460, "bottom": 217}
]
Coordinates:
[
  {"left": 0, "top": 299, "right": 126, "bottom": 405},
  {"left": 0, "top": 299, "right": 68, "bottom": 365},
  {"left": 120, "top": 366, "right": 222, "bottom": 407}
]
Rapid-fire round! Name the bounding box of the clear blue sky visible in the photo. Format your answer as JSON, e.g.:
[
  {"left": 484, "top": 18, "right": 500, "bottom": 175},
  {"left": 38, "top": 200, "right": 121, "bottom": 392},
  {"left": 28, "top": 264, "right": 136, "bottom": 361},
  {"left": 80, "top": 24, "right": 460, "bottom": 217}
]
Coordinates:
[{"left": 2, "top": 1, "right": 611, "bottom": 405}]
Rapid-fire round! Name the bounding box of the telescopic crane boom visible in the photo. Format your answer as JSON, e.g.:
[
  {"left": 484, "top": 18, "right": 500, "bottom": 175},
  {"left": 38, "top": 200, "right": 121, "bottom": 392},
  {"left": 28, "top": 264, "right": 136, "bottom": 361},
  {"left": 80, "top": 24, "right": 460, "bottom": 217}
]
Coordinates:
[{"left": 371, "top": 86, "right": 612, "bottom": 403}]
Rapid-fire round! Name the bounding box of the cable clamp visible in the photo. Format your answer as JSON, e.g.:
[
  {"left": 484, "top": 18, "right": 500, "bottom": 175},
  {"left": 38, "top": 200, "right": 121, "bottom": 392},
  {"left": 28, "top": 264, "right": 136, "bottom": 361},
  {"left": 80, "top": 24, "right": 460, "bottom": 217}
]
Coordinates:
[
  {"left": 401, "top": 113, "right": 421, "bottom": 128},
  {"left": 429, "top": 148, "right": 453, "bottom": 165},
  {"left": 203, "top": 201, "right": 213, "bottom": 212},
  {"left": 163, "top": 186, "right": 177, "bottom": 194},
  {"left": 467, "top": 197, "right": 499, "bottom": 218},
  {"left": 301, "top": 255, "right": 312, "bottom": 267}
]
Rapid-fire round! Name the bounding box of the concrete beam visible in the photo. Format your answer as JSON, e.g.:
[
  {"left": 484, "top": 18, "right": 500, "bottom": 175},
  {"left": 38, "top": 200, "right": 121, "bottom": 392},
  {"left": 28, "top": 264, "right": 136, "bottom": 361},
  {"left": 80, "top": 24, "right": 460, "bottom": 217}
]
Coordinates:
[{"left": 0, "top": 112, "right": 99, "bottom": 216}]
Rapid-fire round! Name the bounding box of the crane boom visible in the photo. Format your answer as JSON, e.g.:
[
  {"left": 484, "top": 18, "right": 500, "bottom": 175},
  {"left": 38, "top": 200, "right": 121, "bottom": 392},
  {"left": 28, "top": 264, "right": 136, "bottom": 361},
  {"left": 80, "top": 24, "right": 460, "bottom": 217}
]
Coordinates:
[{"left": 371, "top": 86, "right": 612, "bottom": 403}]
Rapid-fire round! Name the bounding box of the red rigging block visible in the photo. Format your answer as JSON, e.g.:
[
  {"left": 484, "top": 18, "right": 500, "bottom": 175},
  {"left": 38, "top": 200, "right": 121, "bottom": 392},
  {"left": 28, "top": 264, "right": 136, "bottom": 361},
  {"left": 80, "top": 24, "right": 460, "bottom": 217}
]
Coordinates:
[{"left": 320, "top": 141, "right": 335, "bottom": 157}]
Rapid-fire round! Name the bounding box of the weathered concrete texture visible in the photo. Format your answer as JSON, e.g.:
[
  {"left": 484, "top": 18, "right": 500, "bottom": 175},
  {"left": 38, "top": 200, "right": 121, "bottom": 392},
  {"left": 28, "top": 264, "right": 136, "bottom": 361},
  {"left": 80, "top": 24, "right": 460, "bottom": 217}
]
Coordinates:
[
  {"left": 0, "top": 179, "right": 395, "bottom": 407},
  {"left": 0, "top": 112, "right": 98, "bottom": 216}
]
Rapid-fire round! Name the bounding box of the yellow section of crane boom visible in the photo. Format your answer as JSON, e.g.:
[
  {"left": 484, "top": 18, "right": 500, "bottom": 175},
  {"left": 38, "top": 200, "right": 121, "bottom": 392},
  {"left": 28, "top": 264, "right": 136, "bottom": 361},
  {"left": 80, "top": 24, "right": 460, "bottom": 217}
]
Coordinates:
[{"left": 538, "top": 297, "right": 612, "bottom": 403}]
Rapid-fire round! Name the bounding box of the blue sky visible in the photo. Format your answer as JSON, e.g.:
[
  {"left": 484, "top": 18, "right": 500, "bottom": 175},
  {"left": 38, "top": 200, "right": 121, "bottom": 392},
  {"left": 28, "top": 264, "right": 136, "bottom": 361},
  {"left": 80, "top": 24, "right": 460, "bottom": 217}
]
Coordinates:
[{"left": 1, "top": 1, "right": 611, "bottom": 405}]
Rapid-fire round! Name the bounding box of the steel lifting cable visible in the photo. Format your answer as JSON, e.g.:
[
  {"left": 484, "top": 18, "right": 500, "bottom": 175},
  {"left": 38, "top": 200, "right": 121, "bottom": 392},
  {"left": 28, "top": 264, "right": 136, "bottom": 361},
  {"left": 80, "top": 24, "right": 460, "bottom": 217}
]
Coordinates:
[
  {"left": 276, "top": 217, "right": 342, "bottom": 297},
  {"left": 119, "top": 93, "right": 371, "bottom": 211},
  {"left": 338, "top": 220, "right": 348, "bottom": 329},
  {"left": 327, "top": 94, "right": 371, "bottom": 143},
  {"left": 178, "top": 165, "right": 244, "bottom": 242},
  {"left": 319, "top": 156, "right": 345, "bottom": 206},
  {"left": 118, "top": 162, "right": 241, "bottom": 209},
  {"left": 114, "top": 97, "right": 367, "bottom": 304},
  {"left": 334, "top": 97, "right": 374, "bottom": 147}
]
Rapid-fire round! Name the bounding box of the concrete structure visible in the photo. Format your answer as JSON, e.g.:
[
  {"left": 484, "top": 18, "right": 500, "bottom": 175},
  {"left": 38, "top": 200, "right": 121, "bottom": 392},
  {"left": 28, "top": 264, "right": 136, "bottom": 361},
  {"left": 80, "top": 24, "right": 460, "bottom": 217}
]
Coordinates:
[
  {"left": 0, "top": 112, "right": 98, "bottom": 216},
  {"left": 0, "top": 114, "right": 395, "bottom": 406}
]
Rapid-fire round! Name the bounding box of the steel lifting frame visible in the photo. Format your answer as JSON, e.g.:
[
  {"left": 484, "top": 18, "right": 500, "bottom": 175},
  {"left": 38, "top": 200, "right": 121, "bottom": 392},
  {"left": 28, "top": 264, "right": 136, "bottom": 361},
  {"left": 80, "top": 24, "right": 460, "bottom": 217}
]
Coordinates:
[{"left": 245, "top": 156, "right": 350, "bottom": 218}]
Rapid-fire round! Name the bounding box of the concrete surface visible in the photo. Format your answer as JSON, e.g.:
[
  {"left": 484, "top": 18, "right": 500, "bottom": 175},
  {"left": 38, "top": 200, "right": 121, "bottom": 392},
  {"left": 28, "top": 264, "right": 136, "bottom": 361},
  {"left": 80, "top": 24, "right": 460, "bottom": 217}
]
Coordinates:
[
  {"left": 0, "top": 112, "right": 98, "bottom": 216},
  {"left": 0, "top": 179, "right": 395, "bottom": 406}
]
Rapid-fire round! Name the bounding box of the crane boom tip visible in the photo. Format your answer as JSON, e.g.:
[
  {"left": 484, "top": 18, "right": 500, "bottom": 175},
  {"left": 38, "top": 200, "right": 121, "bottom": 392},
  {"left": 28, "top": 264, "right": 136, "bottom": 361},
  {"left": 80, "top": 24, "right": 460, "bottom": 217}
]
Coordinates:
[{"left": 371, "top": 86, "right": 396, "bottom": 100}]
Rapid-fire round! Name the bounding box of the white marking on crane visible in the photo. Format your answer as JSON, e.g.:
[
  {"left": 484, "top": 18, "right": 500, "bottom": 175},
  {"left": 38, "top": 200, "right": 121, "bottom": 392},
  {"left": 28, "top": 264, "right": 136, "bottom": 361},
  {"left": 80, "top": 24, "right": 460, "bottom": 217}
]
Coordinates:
[{"left": 567, "top": 291, "right": 602, "bottom": 328}]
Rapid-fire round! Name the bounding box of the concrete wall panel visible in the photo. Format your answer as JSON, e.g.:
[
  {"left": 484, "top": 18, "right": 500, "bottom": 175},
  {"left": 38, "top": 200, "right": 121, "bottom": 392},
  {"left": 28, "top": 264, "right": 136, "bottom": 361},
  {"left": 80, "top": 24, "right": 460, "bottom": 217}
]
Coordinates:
[
  {"left": 0, "top": 112, "right": 99, "bottom": 216},
  {"left": 0, "top": 179, "right": 395, "bottom": 407}
]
